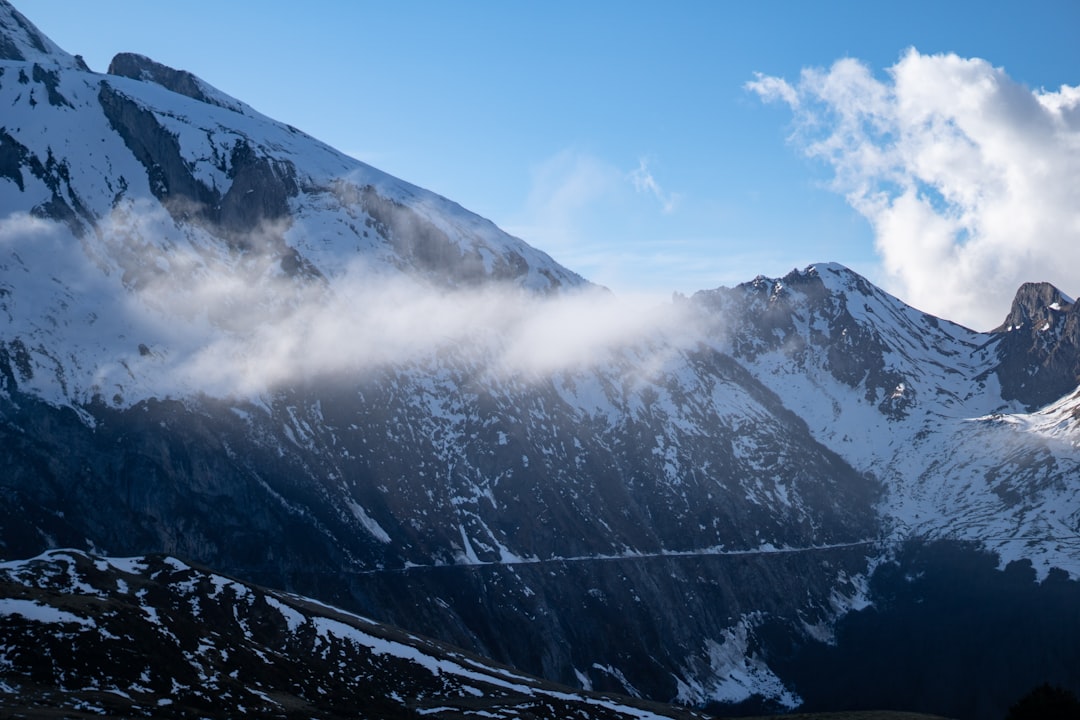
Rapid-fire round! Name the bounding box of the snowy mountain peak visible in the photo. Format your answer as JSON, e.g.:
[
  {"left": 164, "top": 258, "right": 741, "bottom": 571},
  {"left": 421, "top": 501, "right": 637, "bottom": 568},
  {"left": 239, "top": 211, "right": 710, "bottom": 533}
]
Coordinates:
[
  {"left": 732, "top": 263, "right": 880, "bottom": 311},
  {"left": 0, "top": 1, "right": 587, "bottom": 404},
  {"left": 0, "top": 0, "right": 76, "bottom": 67}
]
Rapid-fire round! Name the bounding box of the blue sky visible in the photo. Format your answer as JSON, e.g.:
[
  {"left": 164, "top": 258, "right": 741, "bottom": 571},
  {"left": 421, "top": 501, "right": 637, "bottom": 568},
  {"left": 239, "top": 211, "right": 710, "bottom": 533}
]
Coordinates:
[{"left": 18, "top": 1, "right": 1080, "bottom": 328}]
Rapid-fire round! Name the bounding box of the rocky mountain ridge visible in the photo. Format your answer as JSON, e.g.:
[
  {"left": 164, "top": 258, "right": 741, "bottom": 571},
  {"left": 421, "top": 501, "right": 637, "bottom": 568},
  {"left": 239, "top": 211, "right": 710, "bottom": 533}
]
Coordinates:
[{"left": 696, "top": 264, "right": 1080, "bottom": 575}]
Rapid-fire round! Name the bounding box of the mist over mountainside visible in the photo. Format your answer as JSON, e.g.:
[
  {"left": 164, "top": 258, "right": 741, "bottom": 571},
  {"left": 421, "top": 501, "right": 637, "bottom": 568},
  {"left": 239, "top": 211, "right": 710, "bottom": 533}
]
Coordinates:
[{"left": 2, "top": 3, "right": 1079, "bottom": 718}]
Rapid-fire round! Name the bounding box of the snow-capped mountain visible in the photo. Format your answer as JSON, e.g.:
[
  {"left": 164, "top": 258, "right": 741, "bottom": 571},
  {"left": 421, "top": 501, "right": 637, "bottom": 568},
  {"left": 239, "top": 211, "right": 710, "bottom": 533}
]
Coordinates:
[
  {"left": 2, "top": 3, "right": 1079, "bottom": 718},
  {"left": 0, "top": 0, "right": 584, "bottom": 409},
  {"left": 695, "top": 264, "right": 1080, "bottom": 575}
]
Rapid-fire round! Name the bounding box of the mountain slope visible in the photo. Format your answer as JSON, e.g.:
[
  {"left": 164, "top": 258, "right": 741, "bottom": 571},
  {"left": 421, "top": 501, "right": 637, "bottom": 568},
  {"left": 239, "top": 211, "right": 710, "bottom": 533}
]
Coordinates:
[
  {"left": 0, "top": 4, "right": 882, "bottom": 708},
  {"left": 0, "top": 342, "right": 882, "bottom": 708}
]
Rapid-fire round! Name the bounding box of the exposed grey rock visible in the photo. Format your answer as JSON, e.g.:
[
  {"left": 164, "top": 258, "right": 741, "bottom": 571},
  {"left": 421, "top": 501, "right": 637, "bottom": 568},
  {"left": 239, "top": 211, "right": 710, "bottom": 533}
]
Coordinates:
[
  {"left": 31, "top": 62, "right": 70, "bottom": 107},
  {"left": 992, "top": 281, "right": 1080, "bottom": 410},
  {"left": 109, "top": 52, "right": 215, "bottom": 104},
  {"left": 97, "top": 82, "right": 219, "bottom": 213},
  {"left": 0, "top": 27, "right": 22, "bottom": 61},
  {"left": 0, "top": 125, "right": 90, "bottom": 236},
  {"left": 0, "top": 128, "right": 26, "bottom": 190},
  {"left": 97, "top": 82, "right": 306, "bottom": 273}
]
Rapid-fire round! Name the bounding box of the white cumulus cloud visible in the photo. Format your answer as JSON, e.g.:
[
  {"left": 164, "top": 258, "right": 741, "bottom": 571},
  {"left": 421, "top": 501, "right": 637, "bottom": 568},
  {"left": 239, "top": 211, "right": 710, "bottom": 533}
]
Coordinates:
[{"left": 748, "top": 49, "right": 1080, "bottom": 331}]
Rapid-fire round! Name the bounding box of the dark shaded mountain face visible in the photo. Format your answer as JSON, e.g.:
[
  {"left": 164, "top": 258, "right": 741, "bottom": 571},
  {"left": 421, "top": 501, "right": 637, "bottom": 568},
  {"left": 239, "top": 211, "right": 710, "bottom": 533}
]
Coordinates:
[
  {"left": 992, "top": 281, "right": 1080, "bottom": 410},
  {"left": 770, "top": 540, "right": 1080, "bottom": 720},
  {"left": 0, "top": 351, "right": 879, "bottom": 708},
  {"left": 2, "top": 3, "right": 1080, "bottom": 717}
]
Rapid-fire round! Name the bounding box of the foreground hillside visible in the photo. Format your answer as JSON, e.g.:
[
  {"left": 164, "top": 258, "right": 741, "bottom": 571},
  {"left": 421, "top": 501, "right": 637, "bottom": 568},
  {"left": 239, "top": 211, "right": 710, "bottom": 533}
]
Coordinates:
[{"left": 0, "top": 549, "right": 710, "bottom": 720}]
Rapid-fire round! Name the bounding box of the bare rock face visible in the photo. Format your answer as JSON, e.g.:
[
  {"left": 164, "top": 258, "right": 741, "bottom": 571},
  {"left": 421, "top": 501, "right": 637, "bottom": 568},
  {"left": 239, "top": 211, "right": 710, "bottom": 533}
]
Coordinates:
[
  {"left": 993, "top": 282, "right": 1080, "bottom": 410},
  {"left": 97, "top": 83, "right": 300, "bottom": 236},
  {"left": 107, "top": 51, "right": 255, "bottom": 116},
  {"left": 109, "top": 52, "right": 217, "bottom": 105},
  {"left": 96, "top": 75, "right": 310, "bottom": 278}
]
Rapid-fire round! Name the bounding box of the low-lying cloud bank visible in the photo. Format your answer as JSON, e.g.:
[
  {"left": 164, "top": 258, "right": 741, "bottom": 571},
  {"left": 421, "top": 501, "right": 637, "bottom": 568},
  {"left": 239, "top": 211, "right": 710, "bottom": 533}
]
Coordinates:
[
  {"left": 90, "top": 206, "right": 700, "bottom": 398},
  {"left": 162, "top": 262, "right": 698, "bottom": 397},
  {"left": 749, "top": 49, "right": 1080, "bottom": 331},
  {"left": 3, "top": 201, "right": 699, "bottom": 405}
]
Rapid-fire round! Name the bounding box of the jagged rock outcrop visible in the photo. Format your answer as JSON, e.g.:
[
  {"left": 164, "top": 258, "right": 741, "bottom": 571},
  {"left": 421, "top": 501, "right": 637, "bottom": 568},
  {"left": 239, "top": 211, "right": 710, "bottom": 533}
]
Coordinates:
[
  {"left": 108, "top": 52, "right": 247, "bottom": 113},
  {"left": 992, "top": 281, "right": 1080, "bottom": 410}
]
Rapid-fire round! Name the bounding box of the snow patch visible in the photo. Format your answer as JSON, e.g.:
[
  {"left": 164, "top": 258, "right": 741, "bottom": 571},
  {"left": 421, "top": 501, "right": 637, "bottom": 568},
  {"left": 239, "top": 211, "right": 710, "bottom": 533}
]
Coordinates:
[
  {"left": 0, "top": 598, "right": 94, "bottom": 628},
  {"left": 346, "top": 500, "right": 391, "bottom": 543},
  {"left": 264, "top": 596, "right": 307, "bottom": 633},
  {"left": 675, "top": 616, "right": 800, "bottom": 709}
]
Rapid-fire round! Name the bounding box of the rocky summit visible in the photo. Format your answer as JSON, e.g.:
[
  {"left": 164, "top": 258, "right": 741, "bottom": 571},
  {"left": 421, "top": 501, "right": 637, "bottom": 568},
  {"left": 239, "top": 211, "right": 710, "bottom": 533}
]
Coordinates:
[{"left": 1, "top": 3, "right": 1079, "bottom": 719}]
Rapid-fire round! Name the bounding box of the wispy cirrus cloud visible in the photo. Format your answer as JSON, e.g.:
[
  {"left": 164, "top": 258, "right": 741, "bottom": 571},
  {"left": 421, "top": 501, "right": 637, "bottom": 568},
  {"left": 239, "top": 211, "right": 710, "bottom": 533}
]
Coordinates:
[
  {"left": 502, "top": 149, "right": 682, "bottom": 293},
  {"left": 630, "top": 158, "right": 679, "bottom": 214},
  {"left": 749, "top": 49, "right": 1080, "bottom": 331},
  {"left": 508, "top": 149, "right": 623, "bottom": 255}
]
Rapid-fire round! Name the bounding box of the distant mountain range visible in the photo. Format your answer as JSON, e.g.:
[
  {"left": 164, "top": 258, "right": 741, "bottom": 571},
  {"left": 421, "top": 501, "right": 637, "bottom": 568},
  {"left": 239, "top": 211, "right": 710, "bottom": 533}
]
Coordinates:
[{"left": 2, "top": 2, "right": 1078, "bottom": 718}]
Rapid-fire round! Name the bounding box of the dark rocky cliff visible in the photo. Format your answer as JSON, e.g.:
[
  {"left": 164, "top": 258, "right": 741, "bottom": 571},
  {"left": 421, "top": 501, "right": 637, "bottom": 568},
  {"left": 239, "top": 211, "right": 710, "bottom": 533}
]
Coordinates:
[{"left": 992, "top": 281, "right": 1080, "bottom": 410}]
